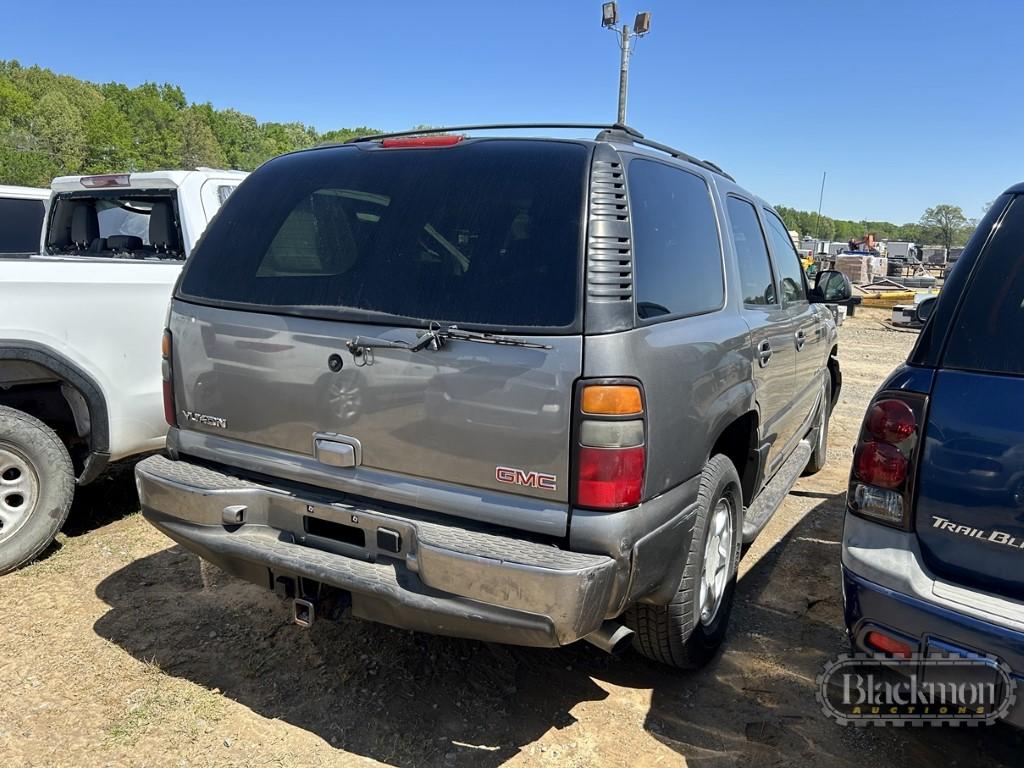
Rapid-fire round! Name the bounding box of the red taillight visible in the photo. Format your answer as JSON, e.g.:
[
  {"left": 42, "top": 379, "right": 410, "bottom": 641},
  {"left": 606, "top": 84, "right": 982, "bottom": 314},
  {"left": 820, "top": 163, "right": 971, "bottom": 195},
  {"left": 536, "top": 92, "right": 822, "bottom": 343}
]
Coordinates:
[
  {"left": 574, "top": 381, "right": 646, "bottom": 510},
  {"left": 577, "top": 446, "right": 645, "bottom": 510},
  {"left": 162, "top": 329, "right": 176, "bottom": 427},
  {"left": 855, "top": 441, "right": 907, "bottom": 488},
  {"left": 849, "top": 391, "right": 927, "bottom": 529},
  {"left": 866, "top": 399, "right": 916, "bottom": 443},
  {"left": 380, "top": 135, "right": 463, "bottom": 148},
  {"left": 864, "top": 630, "right": 914, "bottom": 659},
  {"left": 162, "top": 380, "right": 176, "bottom": 427}
]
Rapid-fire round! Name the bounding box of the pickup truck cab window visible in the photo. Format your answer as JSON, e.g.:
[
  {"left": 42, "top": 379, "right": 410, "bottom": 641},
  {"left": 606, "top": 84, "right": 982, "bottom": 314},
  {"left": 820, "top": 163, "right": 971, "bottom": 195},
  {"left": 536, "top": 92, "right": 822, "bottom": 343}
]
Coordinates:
[{"left": 0, "top": 197, "right": 45, "bottom": 254}]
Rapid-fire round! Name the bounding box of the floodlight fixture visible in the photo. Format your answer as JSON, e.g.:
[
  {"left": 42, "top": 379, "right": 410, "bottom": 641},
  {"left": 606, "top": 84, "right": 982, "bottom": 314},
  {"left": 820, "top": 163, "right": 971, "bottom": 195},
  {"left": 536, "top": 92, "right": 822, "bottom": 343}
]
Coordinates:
[
  {"left": 634, "top": 11, "right": 651, "bottom": 35},
  {"left": 601, "top": 2, "right": 618, "bottom": 28}
]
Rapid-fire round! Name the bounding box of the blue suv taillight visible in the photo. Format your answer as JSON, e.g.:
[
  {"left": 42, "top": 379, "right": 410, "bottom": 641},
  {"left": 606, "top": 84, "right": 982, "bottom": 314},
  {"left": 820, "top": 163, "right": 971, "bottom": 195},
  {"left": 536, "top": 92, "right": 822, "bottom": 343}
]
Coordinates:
[{"left": 849, "top": 391, "right": 928, "bottom": 529}]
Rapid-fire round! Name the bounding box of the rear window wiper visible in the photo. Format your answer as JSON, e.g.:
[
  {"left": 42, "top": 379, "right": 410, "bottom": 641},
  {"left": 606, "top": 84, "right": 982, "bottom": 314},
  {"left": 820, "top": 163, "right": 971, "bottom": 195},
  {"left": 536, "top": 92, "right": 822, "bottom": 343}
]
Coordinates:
[
  {"left": 430, "top": 325, "right": 552, "bottom": 350},
  {"left": 345, "top": 323, "right": 551, "bottom": 361}
]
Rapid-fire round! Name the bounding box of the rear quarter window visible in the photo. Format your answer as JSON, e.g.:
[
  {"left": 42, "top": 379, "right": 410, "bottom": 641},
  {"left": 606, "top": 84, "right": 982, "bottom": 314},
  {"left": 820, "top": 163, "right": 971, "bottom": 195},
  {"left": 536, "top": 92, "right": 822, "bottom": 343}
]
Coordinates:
[
  {"left": 626, "top": 158, "right": 724, "bottom": 320},
  {"left": 0, "top": 197, "right": 44, "bottom": 253},
  {"left": 944, "top": 195, "right": 1024, "bottom": 375}
]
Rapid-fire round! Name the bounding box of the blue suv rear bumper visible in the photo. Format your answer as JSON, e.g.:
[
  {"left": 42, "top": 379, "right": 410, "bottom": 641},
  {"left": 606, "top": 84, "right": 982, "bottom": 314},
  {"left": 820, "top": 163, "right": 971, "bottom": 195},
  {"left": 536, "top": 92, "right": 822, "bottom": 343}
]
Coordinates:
[{"left": 842, "top": 566, "right": 1024, "bottom": 726}]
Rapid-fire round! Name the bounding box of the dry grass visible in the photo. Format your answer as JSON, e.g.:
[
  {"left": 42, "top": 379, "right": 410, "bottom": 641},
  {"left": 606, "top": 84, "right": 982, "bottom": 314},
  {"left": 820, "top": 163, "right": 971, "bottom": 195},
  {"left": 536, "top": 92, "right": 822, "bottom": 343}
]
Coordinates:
[{"left": 106, "top": 661, "right": 225, "bottom": 746}]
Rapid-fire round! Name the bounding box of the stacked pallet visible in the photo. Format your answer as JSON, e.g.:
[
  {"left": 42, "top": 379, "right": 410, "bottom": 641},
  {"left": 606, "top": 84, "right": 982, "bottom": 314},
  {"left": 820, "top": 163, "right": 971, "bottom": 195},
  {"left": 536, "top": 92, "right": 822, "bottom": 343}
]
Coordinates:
[{"left": 834, "top": 254, "right": 887, "bottom": 285}]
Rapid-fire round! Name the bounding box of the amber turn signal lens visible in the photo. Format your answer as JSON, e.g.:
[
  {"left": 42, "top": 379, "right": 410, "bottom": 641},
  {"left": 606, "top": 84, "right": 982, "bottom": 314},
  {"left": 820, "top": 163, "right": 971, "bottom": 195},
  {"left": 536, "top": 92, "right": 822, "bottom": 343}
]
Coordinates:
[
  {"left": 161, "top": 329, "right": 172, "bottom": 359},
  {"left": 581, "top": 385, "right": 642, "bottom": 415}
]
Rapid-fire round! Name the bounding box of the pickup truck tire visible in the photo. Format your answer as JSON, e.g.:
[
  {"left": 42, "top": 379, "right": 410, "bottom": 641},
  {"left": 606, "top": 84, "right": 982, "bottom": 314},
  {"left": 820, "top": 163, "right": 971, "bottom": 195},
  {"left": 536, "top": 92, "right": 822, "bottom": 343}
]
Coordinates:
[
  {"left": 625, "top": 454, "right": 742, "bottom": 668},
  {"left": 0, "top": 406, "right": 75, "bottom": 574},
  {"left": 803, "top": 379, "right": 831, "bottom": 476}
]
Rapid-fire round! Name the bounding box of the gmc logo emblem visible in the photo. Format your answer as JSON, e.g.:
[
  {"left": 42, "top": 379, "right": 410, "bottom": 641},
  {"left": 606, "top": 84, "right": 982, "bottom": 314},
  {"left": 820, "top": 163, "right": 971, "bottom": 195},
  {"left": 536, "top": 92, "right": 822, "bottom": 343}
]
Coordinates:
[{"left": 495, "top": 466, "right": 557, "bottom": 491}]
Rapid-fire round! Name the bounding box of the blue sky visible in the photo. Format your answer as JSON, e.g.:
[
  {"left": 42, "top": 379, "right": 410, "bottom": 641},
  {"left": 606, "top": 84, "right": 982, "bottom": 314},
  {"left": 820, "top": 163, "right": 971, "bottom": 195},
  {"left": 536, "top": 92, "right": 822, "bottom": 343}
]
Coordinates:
[{"left": 2, "top": 0, "right": 1016, "bottom": 222}]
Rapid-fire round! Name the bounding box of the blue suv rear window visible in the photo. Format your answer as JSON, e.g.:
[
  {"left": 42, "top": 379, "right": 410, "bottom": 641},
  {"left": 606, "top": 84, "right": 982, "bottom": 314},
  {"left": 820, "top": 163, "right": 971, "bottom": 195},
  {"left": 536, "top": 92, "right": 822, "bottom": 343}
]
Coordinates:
[
  {"left": 178, "top": 140, "right": 587, "bottom": 330},
  {"left": 944, "top": 196, "right": 1024, "bottom": 376}
]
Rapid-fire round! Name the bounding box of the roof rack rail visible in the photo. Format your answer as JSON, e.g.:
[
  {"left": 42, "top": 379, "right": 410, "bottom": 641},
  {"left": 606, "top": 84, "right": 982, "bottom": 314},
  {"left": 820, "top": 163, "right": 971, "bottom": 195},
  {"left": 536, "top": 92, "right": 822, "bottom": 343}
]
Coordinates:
[
  {"left": 595, "top": 127, "right": 735, "bottom": 182},
  {"left": 344, "top": 123, "right": 645, "bottom": 144},
  {"left": 337, "top": 122, "right": 734, "bottom": 182}
]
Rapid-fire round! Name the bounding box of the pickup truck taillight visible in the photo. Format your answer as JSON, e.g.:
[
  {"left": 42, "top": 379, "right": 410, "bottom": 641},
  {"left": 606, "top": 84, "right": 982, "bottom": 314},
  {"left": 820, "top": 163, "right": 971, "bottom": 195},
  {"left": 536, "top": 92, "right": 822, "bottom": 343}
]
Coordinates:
[
  {"left": 574, "top": 382, "right": 646, "bottom": 510},
  {"left": 849, "top": 392, "right": 927, "bottom": 529},
  {"left": 161, "top": 329, "right": 176, "bottom": 427}
]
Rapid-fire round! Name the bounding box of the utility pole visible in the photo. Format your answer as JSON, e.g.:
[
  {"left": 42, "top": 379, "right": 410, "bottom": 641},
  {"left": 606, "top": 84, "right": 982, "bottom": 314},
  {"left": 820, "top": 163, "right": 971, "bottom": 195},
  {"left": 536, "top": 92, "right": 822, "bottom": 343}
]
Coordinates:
[
  {"left": 617, "top": 23, "right": 630, "bottom": 124},
  {"left": 814, "top": 171, "right": 827, "bottom": 240},
  {"left": 602, "top": 3, "right": 651, "bottom": 125}
]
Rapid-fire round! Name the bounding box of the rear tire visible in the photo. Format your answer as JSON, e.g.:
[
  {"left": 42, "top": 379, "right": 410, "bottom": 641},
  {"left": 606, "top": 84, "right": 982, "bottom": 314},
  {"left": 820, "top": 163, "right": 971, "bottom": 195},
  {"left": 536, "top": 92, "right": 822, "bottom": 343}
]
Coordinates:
[
  {"left": 624, "top": 454, "right": 743, "bottom": 668},
  {"left": 0, "top": 406, "right": 75, "bottom": 574},
  {"left": 803, "top": 378, "right": 831, "bottom": 476}
]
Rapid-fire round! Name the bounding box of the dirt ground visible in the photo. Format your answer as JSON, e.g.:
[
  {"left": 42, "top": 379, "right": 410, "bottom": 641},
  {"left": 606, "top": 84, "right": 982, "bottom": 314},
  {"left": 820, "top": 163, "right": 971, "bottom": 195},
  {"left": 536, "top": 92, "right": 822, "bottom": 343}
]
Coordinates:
[{"left": 3, "top": 307, "right": 1024, "bottom": 768}]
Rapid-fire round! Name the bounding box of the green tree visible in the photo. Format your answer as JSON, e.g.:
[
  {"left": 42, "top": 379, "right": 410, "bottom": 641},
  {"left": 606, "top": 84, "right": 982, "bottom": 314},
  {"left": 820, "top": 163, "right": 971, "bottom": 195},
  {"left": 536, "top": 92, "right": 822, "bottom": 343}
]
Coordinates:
[
  {"left": 919, "top": 204, "right": 970, "bottom": 249},
  {"left": 0, "top": 59, "right": 380, "bottom": 183},
  {"left": 179, "top": 108, "right": 224, "bottom": 169},
  {"left": 122, "top": 83, "right": 185, "bottom": 169},
  {"left": 206, "top": 108, "right": 268, "bottom": 169},
  {"left": 83, "top": 99, "right": 134, "bottom": 172},
  {"left": 261, "top": 121, "right": 318, "bottom": 157},
  {"left": 31, "top": 90, "right": 85, "bottom": 175}
]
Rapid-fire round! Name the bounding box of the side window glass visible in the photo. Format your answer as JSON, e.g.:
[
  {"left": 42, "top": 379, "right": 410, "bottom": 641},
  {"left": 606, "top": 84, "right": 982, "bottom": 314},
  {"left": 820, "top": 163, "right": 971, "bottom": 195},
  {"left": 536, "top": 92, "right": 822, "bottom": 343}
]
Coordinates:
[
  {"left": 0, "top": 198, "right": 45, "bottom": 253},
  {"left": 628, "top": 159, "right": 724, "bottom": 319},
  {"left": 764, "top": 210, "right": 807, "bottom": 305},
  {"left": 945, "top": 197, "right": 1024, "bottom": 376},
  {"left": 726, "top": 196, "right": 777, "bottom": 306}
]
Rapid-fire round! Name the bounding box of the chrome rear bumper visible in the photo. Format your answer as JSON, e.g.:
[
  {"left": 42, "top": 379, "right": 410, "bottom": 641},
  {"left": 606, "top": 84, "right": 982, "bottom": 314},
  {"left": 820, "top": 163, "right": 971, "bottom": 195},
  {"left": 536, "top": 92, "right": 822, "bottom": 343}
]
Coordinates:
[{"left": 135, "top": 455, "right": 619, "bottom": 647}]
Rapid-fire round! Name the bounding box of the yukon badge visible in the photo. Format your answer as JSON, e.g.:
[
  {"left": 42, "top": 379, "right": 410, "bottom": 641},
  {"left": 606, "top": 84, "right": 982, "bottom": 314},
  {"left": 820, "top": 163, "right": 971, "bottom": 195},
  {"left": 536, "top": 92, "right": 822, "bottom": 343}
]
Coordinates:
[
  {"left": 181, "top": 410, "right": 228, "bottom": 429},
  {"left": 495, "top": 465, "right": 557, "bottom": 491}
]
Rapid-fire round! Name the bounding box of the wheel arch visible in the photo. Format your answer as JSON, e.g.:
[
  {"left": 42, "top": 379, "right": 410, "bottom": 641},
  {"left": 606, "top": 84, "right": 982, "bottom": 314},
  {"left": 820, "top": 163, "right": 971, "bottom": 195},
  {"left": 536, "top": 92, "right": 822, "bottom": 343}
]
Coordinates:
[
  {"left": 827, "top": 344, "right": 841, "bottom": 407},
  {"left": 0, "top": 341, "right": 110, "bottom": 483},
  {"left": 705, "top": 380, "right": 760, "bottom": 506}
]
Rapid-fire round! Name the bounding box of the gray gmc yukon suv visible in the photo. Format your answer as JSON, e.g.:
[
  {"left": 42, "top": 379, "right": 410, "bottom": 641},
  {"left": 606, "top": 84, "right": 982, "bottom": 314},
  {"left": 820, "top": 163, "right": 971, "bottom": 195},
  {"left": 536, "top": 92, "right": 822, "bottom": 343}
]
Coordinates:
[{"left": 135, "top": 124, "right": 849, "bottom": 667}]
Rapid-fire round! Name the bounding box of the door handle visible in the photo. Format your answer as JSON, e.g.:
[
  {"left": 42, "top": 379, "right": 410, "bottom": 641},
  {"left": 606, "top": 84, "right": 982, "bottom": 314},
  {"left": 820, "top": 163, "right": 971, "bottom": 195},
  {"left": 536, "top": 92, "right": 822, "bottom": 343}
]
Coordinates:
[
  {"left": 795, "top": 330, "right": 806, "bottom": 351},
  {"left": 757, "top": 340, "right": 773, "bottom": 367}
]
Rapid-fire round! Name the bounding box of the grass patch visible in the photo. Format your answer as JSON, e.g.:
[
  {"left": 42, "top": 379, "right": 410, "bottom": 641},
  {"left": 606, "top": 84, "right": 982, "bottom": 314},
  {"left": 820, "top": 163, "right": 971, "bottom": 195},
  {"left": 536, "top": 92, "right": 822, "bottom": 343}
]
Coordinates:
[{"left": 106, "top": 662, "right": 225, "bottom": 746}]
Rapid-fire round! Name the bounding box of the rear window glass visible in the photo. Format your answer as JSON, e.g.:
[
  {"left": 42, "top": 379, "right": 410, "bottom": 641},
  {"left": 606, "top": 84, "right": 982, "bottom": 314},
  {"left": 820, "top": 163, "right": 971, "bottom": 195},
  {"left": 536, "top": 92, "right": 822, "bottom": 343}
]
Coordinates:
[
  {"left": 0, "top": 197, "right": 44, "bottom": 253},
  {"left": 179, "top": 140, "right": 588, "bottom": 329},
  {"left": 627, "top": 158, "right": 723, "bottom": 320},
  {"left": 945, "top": 196, "right": 1024, "bottom": 375}
]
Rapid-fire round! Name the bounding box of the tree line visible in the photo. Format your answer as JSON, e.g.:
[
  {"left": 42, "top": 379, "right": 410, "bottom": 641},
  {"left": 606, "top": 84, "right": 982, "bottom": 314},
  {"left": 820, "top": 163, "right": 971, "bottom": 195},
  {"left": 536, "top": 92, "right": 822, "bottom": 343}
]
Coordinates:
[
  {"left": 0, "top": 59, "right": 980, "bottom": 250},
  {"left": 776, "top": 203, "right": 976, "bottom": 250},
  {"left": 0, "top": 60, "right": 377, "bottom": 186}
]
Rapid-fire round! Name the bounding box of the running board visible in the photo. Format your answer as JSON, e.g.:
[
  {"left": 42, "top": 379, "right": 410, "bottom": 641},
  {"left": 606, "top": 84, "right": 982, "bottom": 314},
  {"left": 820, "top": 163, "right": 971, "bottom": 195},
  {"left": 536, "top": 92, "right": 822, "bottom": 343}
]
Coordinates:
[{"left": 742, "top": 439, "right": 813, "bottom": 544}]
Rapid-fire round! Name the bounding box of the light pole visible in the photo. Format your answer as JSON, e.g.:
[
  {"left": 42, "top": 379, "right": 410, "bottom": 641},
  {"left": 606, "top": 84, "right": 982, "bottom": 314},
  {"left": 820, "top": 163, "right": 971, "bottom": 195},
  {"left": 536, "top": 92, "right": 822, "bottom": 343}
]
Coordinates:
[{"left": 601, "top": 3, "right": 651, "bottom": 124}]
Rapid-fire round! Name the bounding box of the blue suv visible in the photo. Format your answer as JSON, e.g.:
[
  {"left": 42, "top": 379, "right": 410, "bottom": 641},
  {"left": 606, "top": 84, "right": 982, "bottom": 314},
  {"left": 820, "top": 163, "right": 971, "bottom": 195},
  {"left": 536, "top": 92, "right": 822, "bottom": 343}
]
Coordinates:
[{"left": 842, "top": 185, "right": 1024, "bottom": 725}]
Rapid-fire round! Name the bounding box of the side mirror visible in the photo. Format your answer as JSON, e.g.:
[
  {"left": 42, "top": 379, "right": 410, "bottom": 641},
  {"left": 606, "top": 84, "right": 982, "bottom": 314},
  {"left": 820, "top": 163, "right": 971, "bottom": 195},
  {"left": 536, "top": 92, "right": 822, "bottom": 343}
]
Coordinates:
[
  {"left": 915, "top": 296, "right": 938, "bottom": 324},
  {"left": 811, "top": 269, "right": 853, "bottom": 303}
]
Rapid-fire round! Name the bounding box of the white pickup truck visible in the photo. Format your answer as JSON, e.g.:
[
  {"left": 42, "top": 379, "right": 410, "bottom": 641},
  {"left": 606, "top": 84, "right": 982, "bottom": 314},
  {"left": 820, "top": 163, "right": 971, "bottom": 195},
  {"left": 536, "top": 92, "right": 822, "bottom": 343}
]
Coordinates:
[{"left": 0, "top": 168, "right": 247, "bottom": 572}]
